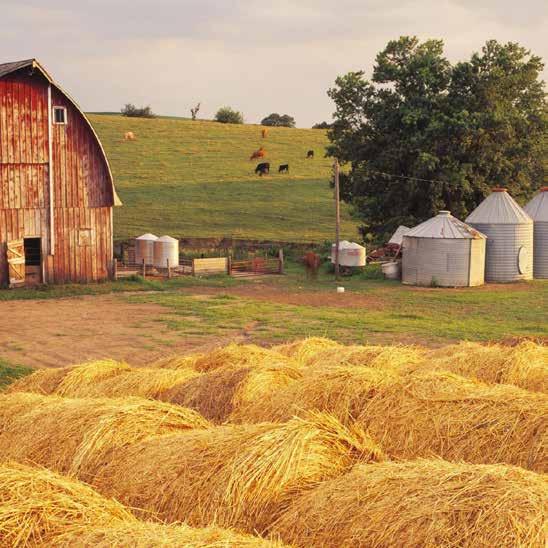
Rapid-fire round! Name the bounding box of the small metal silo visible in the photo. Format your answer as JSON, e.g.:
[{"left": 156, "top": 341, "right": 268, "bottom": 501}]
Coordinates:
[
  {"left": 135, "top": 233, "right": 158, "bottom": 265},
  {"left": 524, "top": 187, "right": 548, "bottom": 279},
  {"left": 402, "top": 211, "right": 486, "bottom": 287},
  {"left": 153, "top": 235, "right": 179, "bottom": 268},
  {"left": 466, "top": 188, "right": 533, "bottom": 282}
]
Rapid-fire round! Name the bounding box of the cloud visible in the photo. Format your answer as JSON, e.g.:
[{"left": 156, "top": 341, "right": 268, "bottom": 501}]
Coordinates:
[{"left": 1, "top": 0, "right": 546, "bottom": 126}]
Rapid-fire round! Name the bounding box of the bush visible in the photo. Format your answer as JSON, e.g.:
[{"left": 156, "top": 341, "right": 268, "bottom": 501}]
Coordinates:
[
  {"left": 312, "top": 121, "right": 332, "bottom": 129},
  {"left": 120, "top": 104, "right": 155, "bottom": 118},
  {"left": 215, "top": 107, "right": 244, "bottom": 124},
  {"left": 261, "top": 113, "right": 296, "bottom": 128}
]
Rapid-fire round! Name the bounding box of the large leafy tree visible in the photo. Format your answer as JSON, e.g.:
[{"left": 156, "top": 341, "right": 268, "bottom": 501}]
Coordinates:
[
  {"left": 261, "top": 113, "right": 296, "bottom": 127},
  {"left": 327, "top": 37, "right": 546, "bottom": 242}
]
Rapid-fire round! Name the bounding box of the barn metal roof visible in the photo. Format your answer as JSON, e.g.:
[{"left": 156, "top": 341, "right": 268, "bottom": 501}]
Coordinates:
[
  {"left": 405, "top": 211, "right": 485, "bottom": 239},
  {"left": 524, "top": 187, "right": 548, "bottom": 222},
  {"left": 465, "top": 189, "right": 532, "bottom": 225},
  {"left": 0, "top": 58, "right": 121, "bottom": 206},
  {"left": 388, "top": 225, "right": 411, "bottom": 245}
]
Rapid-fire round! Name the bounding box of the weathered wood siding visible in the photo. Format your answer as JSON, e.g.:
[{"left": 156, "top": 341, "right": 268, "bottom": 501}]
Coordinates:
[{"left": 0, "top": 70, "right": 114, "bottom": 285}]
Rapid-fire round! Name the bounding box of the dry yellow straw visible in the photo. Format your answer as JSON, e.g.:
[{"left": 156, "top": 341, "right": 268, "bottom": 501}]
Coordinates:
[
  {"left": 425, "top": 340, "right": 548, "bottom": 393},
  {"left": 93, "top": 412, "right": 383, "bottom": 534},
  {"left": 0, "top": 393, "right": 210, "bottom": 478},
  {"left": 272, "top": 459, "right": 548, "bottom": 548},
  {"left": 273, "top": 337, "right": 342, "bottom": 365}
]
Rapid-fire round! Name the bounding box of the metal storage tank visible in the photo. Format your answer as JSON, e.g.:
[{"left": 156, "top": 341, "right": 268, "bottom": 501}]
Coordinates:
[
  {"left": 153, "top": 235, "right": 179, "bottom": 268},
  {"left": 466, "top": 188, "right": 533, "bottom": 282},
  {"left": 402, "top": 211, "right": 486, "bottom": 287},
  {"left": 524, "top": 187, "right": 548, "bottom": 279},
  {"left": 135, "top": 233, "right": 158, "bottom": 265},
  {"left": 331, "top": 241, "right": 366, "bottom": 267}
]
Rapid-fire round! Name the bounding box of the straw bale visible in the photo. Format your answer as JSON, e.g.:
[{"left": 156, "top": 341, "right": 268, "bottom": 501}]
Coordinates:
[
  {"left": 94, "top": 412, "right": 382, "bottom": 534},
  {"left": 56, "top": 521, "right": 284, "bottom": 547},
  {"left": 0, "top": 393, "right": 210, "bottom": 477},
  {"left": 358, "top": 370, "right": 548, "bottom": 471},
  {"left": 149, "top": 353, "right": 204, "bottom": 370},
  {"left": 272, "top": 459, "right": 548, "bottom": 548},
  {"left": 426, "top": 340, "right": 548, "bottom": 393},
  {"left": 0, "top": 462, "right": 132, "bottom": 547},
  {"left": 161, "top": 364, "right": 302, "bottom": 423},
  {"left": 6, "top": 366, "right": 69, "bottom": 395},
  {"left": 232, "top": 364, "right": 398, "bottom": 424},
  {"left": 273, "top": 337, "right": 342, "bottom": 364}
]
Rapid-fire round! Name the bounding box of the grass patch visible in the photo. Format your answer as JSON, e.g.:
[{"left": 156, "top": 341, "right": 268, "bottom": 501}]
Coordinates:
[
  {"left": 89, "top": 114, "right": 358, "bottom": 242},
  {"left": 0, "top": 358, "right": 33, "bottom": 389}
]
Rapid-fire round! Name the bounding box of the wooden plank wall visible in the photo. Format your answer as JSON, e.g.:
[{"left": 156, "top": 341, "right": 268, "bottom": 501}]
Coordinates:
[{"left": 0, "top": 71, "right": 114, "bottom": 285}]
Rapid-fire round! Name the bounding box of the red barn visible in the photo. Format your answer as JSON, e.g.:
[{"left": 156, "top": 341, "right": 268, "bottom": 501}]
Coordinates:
[{"left": 0, "top": 59, "right": 121, "bottom": 287}]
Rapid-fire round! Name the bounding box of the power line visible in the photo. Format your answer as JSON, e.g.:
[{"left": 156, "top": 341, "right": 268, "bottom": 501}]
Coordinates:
[{"left": 366, "top": 169, "right": 451, "bottom": 185}]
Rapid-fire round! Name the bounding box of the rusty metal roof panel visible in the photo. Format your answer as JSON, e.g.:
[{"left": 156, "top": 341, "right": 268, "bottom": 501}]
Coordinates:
[{"left": 405, "top": 211, "right": 486, "bottom": 239}]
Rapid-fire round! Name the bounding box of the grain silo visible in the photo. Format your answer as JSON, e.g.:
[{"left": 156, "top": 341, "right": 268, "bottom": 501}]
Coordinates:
[
  {"left": 524, "top": 187, "right": 548, "bottom": 279},
  {"left": 153, "top": 235, "right": 179, "bottom": 268},
  {"left": 135, "top": 234, "right": 158, "bottom": 265},
  {"left": 402, "top": 211, "right": 486, "bottom": 287},
  {"left": 466, "top": 188, "right": 533, "bottom": 282}
]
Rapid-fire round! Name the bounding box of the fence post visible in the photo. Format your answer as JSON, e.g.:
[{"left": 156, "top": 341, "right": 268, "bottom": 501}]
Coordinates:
[
  {"left": 278, "top": 248, "right": 284, "bottom": 274},
  {"left": 167, "top": 258, "right": 171, "bottom": 279},
  {"left": 192, "top": 259, "right": 196, "bottom": 277},
  {"left": 142, "top": 258, "right": 146, "bottom": 279},
  {"left": 113, "top": 258, "right": 118, "bottom": 280},
  {"left": 227, "top": 255, "right": 232, "bottom": 276}
]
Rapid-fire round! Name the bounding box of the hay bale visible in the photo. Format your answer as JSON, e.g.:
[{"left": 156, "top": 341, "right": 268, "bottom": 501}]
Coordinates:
[
  {"left": 0, "top": 393, "right": 210, "bottom": 478},
  {"left": 6, "top": 366, "right": 69, "bottom": 395},
  {"left": 358, "top": 370, "right": 548, "bottom": 471},
  {"left": 273, "top": 337, "right": 342, "bottom": 364},
  {"left": 273, "top": 459, "right": 548, "bottom": 547},
  {"left": 161, "top": 363, "right": 303, "bottom": 423},
  {"left": 149, "top": 353, "right": 204, "bottom": 370},
  {"left": 426, "top": 340, "right": 548, "bottom": 393},
  {"left": 94, "top": 412, "right": 382, "bottom": 534},
  {"left": 232, "top": 365, "right": 398, "bottom": 424},
  {"left": 56, "top": 521, "right": 283, "bottom": 547},
  {"left": 0, "top": 462, "right": 133, "bottom": 546}
]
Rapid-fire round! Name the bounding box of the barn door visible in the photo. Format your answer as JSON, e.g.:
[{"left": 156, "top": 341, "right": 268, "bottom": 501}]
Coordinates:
[{"left": 7, "top": 239, "right": 25, "bottom": 288}]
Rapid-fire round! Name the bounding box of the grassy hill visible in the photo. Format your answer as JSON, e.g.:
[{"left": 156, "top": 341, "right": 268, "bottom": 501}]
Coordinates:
[{"left": 89, "top": 114, "right": 358, "bottom": 243}]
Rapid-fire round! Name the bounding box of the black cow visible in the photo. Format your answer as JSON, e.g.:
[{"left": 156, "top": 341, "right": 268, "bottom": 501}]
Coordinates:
[
  {"left": 306, "top": 150, "right": 314, "bottom": 159},
  {"left": 278, "top": 164, "right": 289, "bottom": 173},
  {"left": 255, "top": 162, "right": 270, "bottom": 176}
]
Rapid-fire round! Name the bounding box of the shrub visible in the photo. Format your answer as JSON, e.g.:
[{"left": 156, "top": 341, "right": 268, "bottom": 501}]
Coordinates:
[
  {"left": 120, "top": 104, "right": 155, "bottom": 118},
  {"left": 312, "top": 121, "right": 332, "bottom": 129},
  {"left": 261, "top": 113, "right": 296, "bottom": 128},
  {"left": 215, "top": 107, "right": 244, "bottom": 124}
]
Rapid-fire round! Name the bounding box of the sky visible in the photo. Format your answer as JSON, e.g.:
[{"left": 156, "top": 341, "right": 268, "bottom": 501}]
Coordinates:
[{"left": 1, "top": 0, "right": 547, "bottom": 127}]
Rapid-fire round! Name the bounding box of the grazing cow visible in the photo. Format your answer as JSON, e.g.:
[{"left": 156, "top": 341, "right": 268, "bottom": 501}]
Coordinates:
[
  {"left": 255, "top": 162, "right": 270, "bottom": 176},
  {"left": 250, "top": 147, "right": 266, "bottom": 161},
  {"left": 302, "top": 251, "right": 321, "bottom": 280},
  {"left": 306, "top": 150, "right": 314, "bottom": 159},
  {"left": 124, "top": 131, "right": 136, "bottom": 141},
  {"left": 261, "top": 128, "right": 268, "bottom": 139},
  {"left": 278, "top": 164, "right": 289, "bottom": 173}
]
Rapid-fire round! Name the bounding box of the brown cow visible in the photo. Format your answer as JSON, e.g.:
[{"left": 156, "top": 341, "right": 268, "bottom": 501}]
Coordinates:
[
  {"left": 261, "top": 128, "right": 268, "bottom": 139},
  {"left": 124, "top": 131, "right": 136, "bottom": 141},
  {"left": 250, "top": 147, "right": 266, "bottom": 161},
  {"left": 302, "top": 252, "right": 321, "bottom": 280}
]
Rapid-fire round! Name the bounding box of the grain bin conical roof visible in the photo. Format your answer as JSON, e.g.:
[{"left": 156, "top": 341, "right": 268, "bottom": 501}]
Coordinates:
[
  {"left": 465, "top": 189, "right": 532, "bottom": 225},
  {"left": 405, "top": 211, "right": 485, "bottom": 239},
  {"left": 524, "top": 187, "right": 548, "bottom": 222}
]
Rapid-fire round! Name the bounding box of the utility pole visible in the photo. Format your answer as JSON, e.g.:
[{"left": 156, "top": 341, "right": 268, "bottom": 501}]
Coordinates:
[{"left": 334, "top": 159, "right": 341, "bottom": 281}]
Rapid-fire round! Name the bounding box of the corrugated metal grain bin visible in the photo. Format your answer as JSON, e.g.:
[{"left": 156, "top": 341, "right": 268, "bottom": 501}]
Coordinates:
[
  {"left": 524, "top": 187, "right": 548, "bottom": 279},
  {"left": 466, "top": 188, "right": 533, "bottom": 282},
  {"left": 153, "top": 235, "right": 179, "bottom": 268},
  {"left": 402, "top": 211, "right": 486, "bottom": 287},
  {"left": 135, "top": 233, "right": 158, "bottom": 265}
]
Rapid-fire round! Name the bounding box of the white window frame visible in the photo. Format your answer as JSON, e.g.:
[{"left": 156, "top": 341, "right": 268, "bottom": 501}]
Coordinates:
[{"left": 52, "top": 106, "right": 68, "bottom": 125}]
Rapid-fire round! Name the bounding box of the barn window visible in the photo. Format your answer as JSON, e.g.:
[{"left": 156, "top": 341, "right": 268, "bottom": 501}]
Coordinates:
[{"left": 53, "top": 106, "right": 67, "bottom": 125}]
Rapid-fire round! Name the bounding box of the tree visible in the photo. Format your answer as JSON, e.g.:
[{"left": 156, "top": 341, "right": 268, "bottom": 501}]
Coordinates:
[
  {"left": 327, "top": 37, "right": 546, "bottom": 243},
  {"left": 261, "top": 113, "right": 296, "bottom": 127},
  {"left": 121, "top": 104, "right": 155, "bottom": 118},
  {"left": 215, "top": 106, "right": 244, "bottom": 124},
  {"left": 190, "top": 102, "right": 201, "bottom": 120},
  {"left": 312, "top": 121, "right": 332, "bottom": 129}
]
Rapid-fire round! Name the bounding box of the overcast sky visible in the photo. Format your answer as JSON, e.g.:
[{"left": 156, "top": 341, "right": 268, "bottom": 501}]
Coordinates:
[{"left": 1, "top": 1, "right": 547, "bottom": 127}]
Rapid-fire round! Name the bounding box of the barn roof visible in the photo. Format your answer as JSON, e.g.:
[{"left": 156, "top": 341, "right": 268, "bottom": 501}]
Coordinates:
[{"left": 0, "top": 58, "right": 121, "bottom": 206}]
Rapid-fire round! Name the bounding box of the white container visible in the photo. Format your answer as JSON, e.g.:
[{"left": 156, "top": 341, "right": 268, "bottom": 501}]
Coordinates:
[
  {"left": 153, "top": 235, "right": 179, "bottom": 268},
  {"left": 336, "top": 286, "right": 345, "bottom": 293},
  {"left": 381, "top": 261, "right": 401, "bottom": 280},
  {"left": 331, "top": 241, "right": 366, "bottom": 267},
  {"left": 135, "top": 233, "right": 158, "bottom": 265}
]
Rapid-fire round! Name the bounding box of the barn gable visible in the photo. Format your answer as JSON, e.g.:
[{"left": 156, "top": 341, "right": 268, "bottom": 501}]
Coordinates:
[{"left": 0, "top": 58, "right": 121, "bottom": 286}]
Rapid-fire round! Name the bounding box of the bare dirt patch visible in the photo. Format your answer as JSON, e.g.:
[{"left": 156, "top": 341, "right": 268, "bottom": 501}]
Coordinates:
[{"left": 0, "top": 295, "right": 226, "bottom": 369}]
